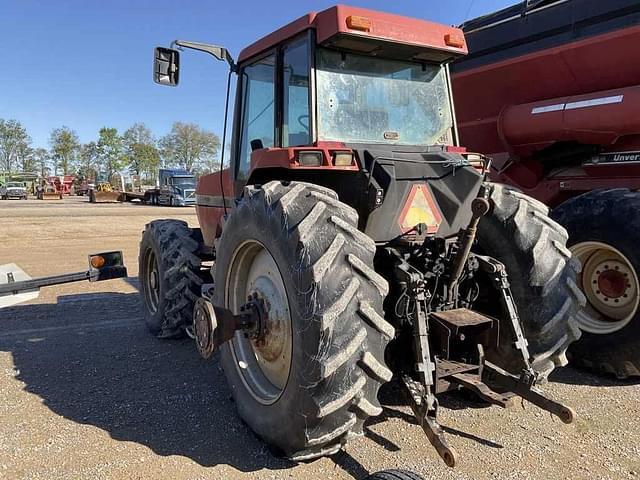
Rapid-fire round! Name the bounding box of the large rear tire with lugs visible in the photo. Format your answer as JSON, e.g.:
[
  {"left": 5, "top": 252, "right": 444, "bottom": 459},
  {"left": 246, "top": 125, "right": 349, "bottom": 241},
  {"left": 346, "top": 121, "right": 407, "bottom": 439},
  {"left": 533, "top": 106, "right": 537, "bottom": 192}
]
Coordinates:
[
  {"left": 551, "top": 189, "right": 640, "bottom": 379},
  {"left": 476, "top": 183, "right": 583, "bottom": 379},
  {"left": 215, "top": 181, "right": 393, "bottom": 460},
  {"left": 139, "top": 219, "right": 208, "bottom": 338}
]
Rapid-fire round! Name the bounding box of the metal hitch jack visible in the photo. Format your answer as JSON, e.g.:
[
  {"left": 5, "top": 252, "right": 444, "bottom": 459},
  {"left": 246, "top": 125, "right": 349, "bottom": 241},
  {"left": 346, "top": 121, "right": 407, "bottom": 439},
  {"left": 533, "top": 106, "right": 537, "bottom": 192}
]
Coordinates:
[{"left": 190, "top": 284, "right": 266, "bottom": 359}]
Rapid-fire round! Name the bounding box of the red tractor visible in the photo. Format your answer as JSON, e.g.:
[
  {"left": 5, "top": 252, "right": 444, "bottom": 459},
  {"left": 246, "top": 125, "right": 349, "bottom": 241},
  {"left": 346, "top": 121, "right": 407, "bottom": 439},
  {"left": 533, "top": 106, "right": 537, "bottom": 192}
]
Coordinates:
[
  {"left": 452, "top": 0, "right": 640, "bottom": 378},
  {"left": 140, "top": 5, "right": 582, "bottom": 466}
]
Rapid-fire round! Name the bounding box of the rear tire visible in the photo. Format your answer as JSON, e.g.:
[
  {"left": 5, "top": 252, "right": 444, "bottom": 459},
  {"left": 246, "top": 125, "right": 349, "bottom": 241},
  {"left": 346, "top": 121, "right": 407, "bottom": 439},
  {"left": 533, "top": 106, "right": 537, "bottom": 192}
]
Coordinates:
[
  {"left": 551, "top": 189, "right": 640, "bottom": 378},
  {"left": 476, "top": 183, "right": 583, "bottom": 378},
  {"left": 138, "top": 220, "right": 209, "bottom": 337},
  {"left": 215, "top": 181, "right": 393, "bottom": 460},
  {"left": 364, "top": 470, "right": 426, "bottom": 480}
]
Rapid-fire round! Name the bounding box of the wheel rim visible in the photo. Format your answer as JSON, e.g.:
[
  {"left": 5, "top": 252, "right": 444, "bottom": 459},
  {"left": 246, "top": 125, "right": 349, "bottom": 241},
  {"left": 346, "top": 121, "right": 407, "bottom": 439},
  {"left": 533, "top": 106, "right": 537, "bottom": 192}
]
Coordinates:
[
  {"left": 571, "top": 241, "right": 639, "bottom": 334},
  {"left": 226, "top": 240, "right": 292, "bottom": 405},
  {"left": 143, "top": 248, "right": 160, "bottom": 314}
]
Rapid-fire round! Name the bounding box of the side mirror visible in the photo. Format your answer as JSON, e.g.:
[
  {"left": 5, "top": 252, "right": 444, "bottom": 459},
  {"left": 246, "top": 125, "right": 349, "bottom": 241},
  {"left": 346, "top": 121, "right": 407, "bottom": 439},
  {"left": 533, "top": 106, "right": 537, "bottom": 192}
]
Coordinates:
[{"left": 154, "top": 47, "right": 180, "bottom": 86}]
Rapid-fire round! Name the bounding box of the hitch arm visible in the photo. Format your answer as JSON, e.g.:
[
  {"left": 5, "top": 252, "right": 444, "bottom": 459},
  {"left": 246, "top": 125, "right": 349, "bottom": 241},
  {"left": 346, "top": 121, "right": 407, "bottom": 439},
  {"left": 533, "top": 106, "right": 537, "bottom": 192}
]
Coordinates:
[
  {"left": 484, "top": 361, "right": 576, "bottom": 424},
  {"left": 403, "top": 376, "right": 458, "bottom": 467}
]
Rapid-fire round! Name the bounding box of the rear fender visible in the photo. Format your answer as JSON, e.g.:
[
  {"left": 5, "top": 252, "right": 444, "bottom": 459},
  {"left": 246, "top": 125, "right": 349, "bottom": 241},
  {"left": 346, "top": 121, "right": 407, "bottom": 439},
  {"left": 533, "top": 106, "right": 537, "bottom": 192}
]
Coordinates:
[{"left": 196, "top": 169, "right": 234, "bottom": 247}]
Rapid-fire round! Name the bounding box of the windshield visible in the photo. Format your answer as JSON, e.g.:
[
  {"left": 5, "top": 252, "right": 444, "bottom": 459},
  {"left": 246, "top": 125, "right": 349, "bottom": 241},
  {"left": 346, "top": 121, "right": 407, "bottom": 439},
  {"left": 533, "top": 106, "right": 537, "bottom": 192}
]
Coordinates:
[
  {"left": 6, "top": 182, "right": 24, "bottom": 188},
  {"left": 316, "top": 49, "right": 453, "bottom": 146},
  {"left": 171, "top": 177, "right": 195, "bottom": 187}
]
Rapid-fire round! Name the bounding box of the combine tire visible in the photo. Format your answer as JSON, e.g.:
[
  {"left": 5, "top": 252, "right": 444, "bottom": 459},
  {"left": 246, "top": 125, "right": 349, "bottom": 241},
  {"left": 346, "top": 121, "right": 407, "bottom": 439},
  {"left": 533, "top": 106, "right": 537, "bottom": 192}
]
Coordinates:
[
  {"left": 214, "top": 181, "right": 392, "bottom": 460},
  {"left": 139, "top": 220, "right": 208, "bottom": 337},
  {"left": 551, "top": 189, "right": 640, "bottom": 378},
  {"left": 476, "top": 184, "right": 583, "bottom": 378}
]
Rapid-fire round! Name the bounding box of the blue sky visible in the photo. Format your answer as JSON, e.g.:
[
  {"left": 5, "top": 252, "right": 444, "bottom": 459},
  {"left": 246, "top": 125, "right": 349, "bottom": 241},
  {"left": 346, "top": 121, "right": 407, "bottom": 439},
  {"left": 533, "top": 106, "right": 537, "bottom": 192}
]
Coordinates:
[{"left": 1, "top": 0, "right": 516, "bottom": 149}]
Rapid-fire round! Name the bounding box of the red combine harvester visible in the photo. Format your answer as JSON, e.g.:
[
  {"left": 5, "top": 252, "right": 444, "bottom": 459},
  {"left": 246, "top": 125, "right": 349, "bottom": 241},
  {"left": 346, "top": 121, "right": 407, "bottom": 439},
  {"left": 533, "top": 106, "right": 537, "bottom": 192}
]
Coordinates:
[{"left": 452, "top": 0, "right": 640, "bottom": 378}]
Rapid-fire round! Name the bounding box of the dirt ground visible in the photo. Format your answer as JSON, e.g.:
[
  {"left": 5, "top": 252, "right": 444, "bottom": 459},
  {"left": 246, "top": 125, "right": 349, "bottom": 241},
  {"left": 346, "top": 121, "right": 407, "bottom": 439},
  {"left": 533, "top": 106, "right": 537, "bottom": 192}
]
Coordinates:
[{"left": 0, "top": 196, "right": 639, "bottom": 480}]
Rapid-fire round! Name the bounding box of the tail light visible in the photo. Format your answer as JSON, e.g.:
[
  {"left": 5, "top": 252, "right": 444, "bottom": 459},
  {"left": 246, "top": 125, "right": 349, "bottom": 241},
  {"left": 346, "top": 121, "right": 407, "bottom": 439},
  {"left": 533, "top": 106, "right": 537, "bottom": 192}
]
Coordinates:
[
  {"left": 333, "top": 152, "right": 354, "bottom": 166},
  {"left": 297, "top": 151, "right": 323, "bottom": 166}
]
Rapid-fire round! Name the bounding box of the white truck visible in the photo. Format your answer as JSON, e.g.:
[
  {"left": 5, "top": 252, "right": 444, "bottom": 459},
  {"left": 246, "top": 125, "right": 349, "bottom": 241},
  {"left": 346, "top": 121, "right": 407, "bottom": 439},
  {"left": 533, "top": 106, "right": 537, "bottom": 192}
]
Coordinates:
[{"left": 0, "top": 181, "right": 28, "bottom": 200}]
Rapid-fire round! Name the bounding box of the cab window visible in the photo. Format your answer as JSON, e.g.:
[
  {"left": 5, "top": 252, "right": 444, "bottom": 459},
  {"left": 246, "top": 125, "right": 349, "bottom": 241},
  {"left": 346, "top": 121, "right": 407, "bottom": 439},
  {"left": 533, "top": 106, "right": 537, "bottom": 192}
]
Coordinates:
[
  {"left": 282, "top": 36, "right": 311, "bottom": 147},
  {"left": 237, "top": 54, "right": 276, "bottom": 179}
]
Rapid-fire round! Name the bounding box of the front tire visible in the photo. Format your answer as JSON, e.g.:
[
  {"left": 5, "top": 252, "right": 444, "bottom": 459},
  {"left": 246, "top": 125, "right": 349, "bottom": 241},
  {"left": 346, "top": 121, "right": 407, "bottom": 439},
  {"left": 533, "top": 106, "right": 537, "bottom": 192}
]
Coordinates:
[
  {"left": 552, "top": 189, "right": 640, "bottom": 378},
  {"left": 476, "top": 184, "right": 583, "bottom": 378},
  {"left": 215, "top": 181, "right": 393, "bottom": 460}
]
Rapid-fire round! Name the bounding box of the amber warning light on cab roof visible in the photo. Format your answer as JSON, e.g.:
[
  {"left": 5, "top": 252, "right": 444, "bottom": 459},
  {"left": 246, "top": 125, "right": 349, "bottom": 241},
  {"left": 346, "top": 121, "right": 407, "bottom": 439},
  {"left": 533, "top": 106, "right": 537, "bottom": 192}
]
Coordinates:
[{"left": 346, "top": 15, "right": 372, "bottom": 32}]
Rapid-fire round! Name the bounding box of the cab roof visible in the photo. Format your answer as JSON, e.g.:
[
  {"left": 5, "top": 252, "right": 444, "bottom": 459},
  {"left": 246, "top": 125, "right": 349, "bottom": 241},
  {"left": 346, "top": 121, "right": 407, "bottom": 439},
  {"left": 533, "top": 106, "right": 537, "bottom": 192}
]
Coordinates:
[{"left": 237, "top": 5, "right": 468, "bottom": 63}]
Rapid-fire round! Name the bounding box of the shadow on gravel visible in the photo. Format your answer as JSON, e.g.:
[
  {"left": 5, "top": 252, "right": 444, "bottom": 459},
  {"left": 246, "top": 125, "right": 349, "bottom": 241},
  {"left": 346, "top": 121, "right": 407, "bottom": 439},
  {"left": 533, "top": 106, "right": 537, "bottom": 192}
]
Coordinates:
[
  {"left": 0, "top": 289, "right": 292, "bottom": 474},
  {"left": 370, "top": 380, "right": 504, "bottom": 450},
  {"left": 548, "top": 365, "right": 640, "bottom": 387}
]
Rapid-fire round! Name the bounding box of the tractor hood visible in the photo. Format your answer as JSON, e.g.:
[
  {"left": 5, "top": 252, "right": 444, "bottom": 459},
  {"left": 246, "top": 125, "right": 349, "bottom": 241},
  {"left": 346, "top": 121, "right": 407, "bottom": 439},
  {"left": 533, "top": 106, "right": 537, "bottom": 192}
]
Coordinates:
[{"left": 350, "top": 145, "right": 484, "bottom": 242}]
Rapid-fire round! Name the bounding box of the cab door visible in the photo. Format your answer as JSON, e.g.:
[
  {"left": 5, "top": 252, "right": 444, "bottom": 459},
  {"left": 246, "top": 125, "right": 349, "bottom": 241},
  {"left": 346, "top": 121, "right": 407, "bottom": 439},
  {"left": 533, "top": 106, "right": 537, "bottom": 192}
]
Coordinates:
[
  {"left": 233, "top": 52, "right": 276, "bottom": 196},
  {"left": 231, "top": 31, "right": 312, "bottom": 197}
]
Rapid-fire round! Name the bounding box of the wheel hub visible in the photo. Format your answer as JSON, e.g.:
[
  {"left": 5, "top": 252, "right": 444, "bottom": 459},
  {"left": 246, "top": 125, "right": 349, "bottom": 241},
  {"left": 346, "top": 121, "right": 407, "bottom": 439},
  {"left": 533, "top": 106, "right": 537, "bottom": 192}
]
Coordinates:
[
  {"left": 593, "top": 262, "right": 629, "bottom": 302},
  {"left": 150, "top": 270, "right": 158, "bottom": 290},
  {"left": 226, "top": 241, "right": 292, "bottom": 405},
  {"left": 143, "top": 249, "right": 160, "bottom": 314},
  {"left": 571, "top": 241, "right": 639, "bottom": 333}
]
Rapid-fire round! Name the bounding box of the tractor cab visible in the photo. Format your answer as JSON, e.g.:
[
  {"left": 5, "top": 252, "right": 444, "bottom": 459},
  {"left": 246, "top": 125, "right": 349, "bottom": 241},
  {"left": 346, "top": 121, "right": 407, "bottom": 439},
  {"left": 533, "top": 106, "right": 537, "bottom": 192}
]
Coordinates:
[{"left": 154, "top": 6, "right": 479, "bottom": 245}]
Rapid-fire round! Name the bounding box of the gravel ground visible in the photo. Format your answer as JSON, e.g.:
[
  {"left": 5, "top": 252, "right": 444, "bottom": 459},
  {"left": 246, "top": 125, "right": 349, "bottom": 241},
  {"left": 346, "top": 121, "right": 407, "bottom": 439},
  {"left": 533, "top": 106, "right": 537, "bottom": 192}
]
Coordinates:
[{"left": 0, "top": 196, "right": 639, "bottom": 480}]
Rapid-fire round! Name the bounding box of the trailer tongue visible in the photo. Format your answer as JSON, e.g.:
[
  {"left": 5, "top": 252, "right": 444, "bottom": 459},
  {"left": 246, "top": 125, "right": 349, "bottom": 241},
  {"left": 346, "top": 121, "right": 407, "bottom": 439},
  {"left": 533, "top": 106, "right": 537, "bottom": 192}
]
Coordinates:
[{"left": 0, "top": 252, "right": 127, "bottom": 309}]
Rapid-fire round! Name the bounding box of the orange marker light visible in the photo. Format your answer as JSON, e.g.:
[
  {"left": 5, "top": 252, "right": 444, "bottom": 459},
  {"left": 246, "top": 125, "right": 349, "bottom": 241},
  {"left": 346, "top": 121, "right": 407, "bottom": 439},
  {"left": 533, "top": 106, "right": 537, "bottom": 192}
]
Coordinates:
[
  {"left": 445, "top": 32, "right": 465, "bottom": 48},
  {"left": 346, "top": 15, "right": 372, "bottom": 32},
  {"left": 90, "top": 255, "right": 106, "bottom": 269}
]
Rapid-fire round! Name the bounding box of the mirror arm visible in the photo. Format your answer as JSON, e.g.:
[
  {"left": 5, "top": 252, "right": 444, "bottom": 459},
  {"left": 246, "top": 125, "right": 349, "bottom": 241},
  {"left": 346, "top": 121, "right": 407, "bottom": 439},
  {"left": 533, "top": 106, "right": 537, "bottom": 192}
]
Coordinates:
[{"left": 171, "top": 40, "right": 237, "bottom": 72}]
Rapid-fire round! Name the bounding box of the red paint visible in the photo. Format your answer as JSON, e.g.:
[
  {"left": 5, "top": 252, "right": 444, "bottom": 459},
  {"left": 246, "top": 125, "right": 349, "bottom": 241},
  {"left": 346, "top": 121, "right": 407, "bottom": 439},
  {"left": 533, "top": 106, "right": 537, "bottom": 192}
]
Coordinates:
[
  {"left": 498, "top": 86, "right": 640, "bottom": 158},
  {"left": 250, "top": 146, "right": 359, "bottom": 170},
  {"left": 454, "top": 26, "right": 640, "bottom": 131},
  {"left": 444, "top": 146, "right": 467, "bottom": 153},
  {"left": 492, "top": 170, "right": 640, "bottom": 206},
  {"left": 238, "top": 5, "right": 466, "bottom": 63},
  {"left": 598, "top": 270, "right": 627, "bottom": 299},
  {"left": 196, "top": 168, "right": 233, "bottom": 247},
  {"left": 452, "top": 24, "right": 640, "bottom": 208}
]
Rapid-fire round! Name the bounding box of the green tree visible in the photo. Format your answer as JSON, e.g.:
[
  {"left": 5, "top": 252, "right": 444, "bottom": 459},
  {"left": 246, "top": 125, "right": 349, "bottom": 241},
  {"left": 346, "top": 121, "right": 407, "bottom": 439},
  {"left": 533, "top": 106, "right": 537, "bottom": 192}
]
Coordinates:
[
  {"left": 123, "top": 123, "right": 160, "bottom": 182},
  {"left": 32, "top": 148, "right": 50, "bottom": 177},
  {"left": 159, "top": 122, "right": 220, "bottom": 173},
  {"left": 17, "top": 143, "right": 34, "bottom": 173},
  {"left": 0, "top": 119, "right": 31, "bottom": 173},
  {"left": 96, "top": 127, "right": 124, "bottom": 179},
  {"left": 49, "top": 126, "right": 80, "bottom": 175},
  {"left": 78, "top": 142, "right": 99, "bottom": 181}
]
